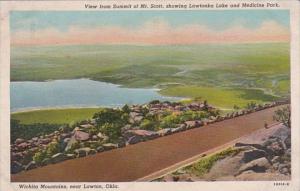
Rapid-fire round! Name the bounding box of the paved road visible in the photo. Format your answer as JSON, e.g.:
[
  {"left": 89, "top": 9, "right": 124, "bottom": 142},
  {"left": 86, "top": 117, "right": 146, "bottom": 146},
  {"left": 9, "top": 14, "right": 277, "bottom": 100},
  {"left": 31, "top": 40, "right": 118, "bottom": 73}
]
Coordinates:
[{"left": 11, "top": 106, "right": 284, "bottom": 182}]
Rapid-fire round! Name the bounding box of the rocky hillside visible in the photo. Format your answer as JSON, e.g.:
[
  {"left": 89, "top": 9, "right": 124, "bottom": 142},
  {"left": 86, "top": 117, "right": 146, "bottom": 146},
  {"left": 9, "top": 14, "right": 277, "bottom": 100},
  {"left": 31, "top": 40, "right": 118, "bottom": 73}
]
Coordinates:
[
  {"left": 156, "top": 124, "right": 291, "bottom": 181},
  {"left": 11, "top": 100, "right": 288, "bottom": 174}
]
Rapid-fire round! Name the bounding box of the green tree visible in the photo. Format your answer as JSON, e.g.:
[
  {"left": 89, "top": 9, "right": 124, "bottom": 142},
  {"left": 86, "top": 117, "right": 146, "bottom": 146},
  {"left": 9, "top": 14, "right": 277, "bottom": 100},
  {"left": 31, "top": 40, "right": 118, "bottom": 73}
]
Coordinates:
[
  {"left": 140, "top": 107, "right": 150, "bottom": 116},
  {"left": 100, "top": 123, "right": 122, "bottom": 141},
  {"left": 122, "top": 104, "right": 131, "bottom": 114},
  {"left": 160, "top": 114, "right": 181, "bottom": 129},
  {"left": 140, "top": 119, "right": 159, "bottom": 131},
  {"left": 46, "top": 141, "right": 60, "bottom": 157},
  {"left": 33, "top": 150, "right": 47, "bottom": 164},
  {"left": 273, "top": 106, "right": 291, "bottom": 128},
  {"left": 149, "top": 100, "right": 160, "bottom": 104},
  {"left": 233, "top": 105, "right": 240, "bottom": 110},
  {"left": 93, "top": 108, "right": 128, "bottom": 126},
  {"left": 246, "top": 102, "right": 257, "bottom": 110},
  {"left": 203, "top": 100, "right": 208, "bottom": 110}
]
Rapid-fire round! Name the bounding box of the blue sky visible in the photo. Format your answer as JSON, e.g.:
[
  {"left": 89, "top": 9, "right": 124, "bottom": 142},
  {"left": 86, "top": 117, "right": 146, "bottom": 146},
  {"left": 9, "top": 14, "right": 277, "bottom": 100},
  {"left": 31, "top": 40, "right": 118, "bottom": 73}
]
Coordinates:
[{"left": 10, "top": 10, "right": 290, "bottom": 32}]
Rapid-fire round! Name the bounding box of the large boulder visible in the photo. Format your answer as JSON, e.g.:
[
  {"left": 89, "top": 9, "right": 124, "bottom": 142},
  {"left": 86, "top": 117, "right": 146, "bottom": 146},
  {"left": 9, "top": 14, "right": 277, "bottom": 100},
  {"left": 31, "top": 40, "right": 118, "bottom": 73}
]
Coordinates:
[
  {"left": 103, "top": 143, "right": 118, "bottom": 151},
  {"left": 31, "top": 137, "right": 39, "bottom": 142},
  {"left": 25, "top": 161, "right": 37, "bottom": 171},
  {"left": 15, "top": 138, "right": 25, "bottom": 145},
  {"left": 96, "top": 146, "right": 105, "bottom": 153},
  {"left": 97, "top": 132, "right": 109, "bottom": 142},
  {"left": 51, "top": 153, "right": 66, "bottom": 164},
  {"left": 126, "top": 136, "right": 143, "bottom": 145},
  {"left": 41, "top": 158, "right": 51, "bottom": 166},
  {"left": 235, "top": 142, "right": 265, "bottom": 150},
  {"left": 265, "top": 140, "right": 285, "bottom": 156},
  {"left": 129, "top": 112, "right": 143, "bottom": 123},
  {"left": 238, "top": 157, "right": 271, "bottom": 174},
  {"left": 75, "top": 149, "right": 86, "bottom": 158},
  {"left": 175, "top": 124, "right": 186, "bottom": 132},
  {"left": 74, "top": 130, "right": 90, "bottom": 141},
  {"left": 39, "top": 138, "right": 52, "bottom": 145},
  {"left": 66, "top": 154, "right": 76, "bottom": 160},
  {"left": 157, "top": 128, "right": 172, "bottom": 136},
  {"left": 117, "top": 139, "right": 126, "bottom": 148},
  {"left": 272, "top": 127, "right": 290, "bottom": 141},
  {"left": 125, "top": 130, "right": 159, "bottom": 140},
  {"left": 11, "top": 161, "right": 23, "bottom": 174},
  {"left": 64, "top": 136, "right": 78, "bottom": 152},
  {"left": 75, "top": 147, "right": 96, "bottom": 157},
  {"left": 204, "top": 153, "right": 244, "bottom": 180},
  {"left": 184, "top": 121, "right": 197, "bottom": 128},
  {"left": 171, "top": 127, "right": 182, "bottom": 133},
  {"left": 60, "top": 133, "right": 72, "bottom": 140},
  {"left": 80, "top": 124, "right": 94, "bottom": 129},
  {"left": 17, "top": 142, "right": 29, "bottom": 151},
  {"left": 241, "top": 149, "right": 268, "bottom": 163},
  {"left": 235, "top": 142, "right": 274, "bottom": 156}
]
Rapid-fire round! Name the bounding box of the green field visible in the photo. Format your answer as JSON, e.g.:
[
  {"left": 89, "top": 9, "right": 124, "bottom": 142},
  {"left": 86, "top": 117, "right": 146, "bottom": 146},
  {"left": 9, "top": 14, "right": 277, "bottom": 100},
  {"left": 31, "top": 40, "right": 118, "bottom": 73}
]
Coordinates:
[
  {"left": 11, "top": 43, "right": 290, "bottom": 111},
  {"left": 11, "top": 108, "right": 103, "bottom": 124},
  {"left": 160, "top": 86, "right": 278, "bottom": 109}
]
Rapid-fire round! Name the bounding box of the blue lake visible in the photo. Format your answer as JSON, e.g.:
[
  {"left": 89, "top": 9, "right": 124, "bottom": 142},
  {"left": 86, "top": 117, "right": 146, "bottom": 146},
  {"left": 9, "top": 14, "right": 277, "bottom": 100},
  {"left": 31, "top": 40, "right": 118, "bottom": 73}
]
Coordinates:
[{"left": 10, "top": 79, "right": 182, "bottom": 112}]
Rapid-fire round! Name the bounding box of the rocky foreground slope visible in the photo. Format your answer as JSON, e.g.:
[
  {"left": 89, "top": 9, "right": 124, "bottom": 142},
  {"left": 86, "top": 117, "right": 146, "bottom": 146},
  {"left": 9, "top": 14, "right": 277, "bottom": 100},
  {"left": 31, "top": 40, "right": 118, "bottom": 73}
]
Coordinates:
[
  {"left": 11, "top": 100, "right": 288, "bottom": 175},
  {"left": 156, "top": 124, "right": 291, "bottom": 181}
]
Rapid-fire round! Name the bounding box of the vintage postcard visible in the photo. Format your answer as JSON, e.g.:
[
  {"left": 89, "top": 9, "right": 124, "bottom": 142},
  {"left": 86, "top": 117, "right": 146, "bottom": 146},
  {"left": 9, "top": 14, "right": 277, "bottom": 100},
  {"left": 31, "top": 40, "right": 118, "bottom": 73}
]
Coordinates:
[{"left": 0, "top": 1, "right": 300, "bottom": 191}]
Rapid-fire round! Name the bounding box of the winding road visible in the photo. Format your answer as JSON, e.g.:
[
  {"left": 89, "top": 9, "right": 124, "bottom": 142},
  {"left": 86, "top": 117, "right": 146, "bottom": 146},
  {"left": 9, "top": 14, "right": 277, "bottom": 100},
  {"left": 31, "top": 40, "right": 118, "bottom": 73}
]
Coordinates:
[{"left": 11, "top": 105, "right": 285, "bottom": 182}]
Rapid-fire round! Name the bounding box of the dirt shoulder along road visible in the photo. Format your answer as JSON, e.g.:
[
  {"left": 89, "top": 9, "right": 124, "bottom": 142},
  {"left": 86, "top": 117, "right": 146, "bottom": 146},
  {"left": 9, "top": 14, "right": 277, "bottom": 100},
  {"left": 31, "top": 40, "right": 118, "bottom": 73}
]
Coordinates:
[{"left": 11, "top": 106, "right": 284, "bottom": 182}]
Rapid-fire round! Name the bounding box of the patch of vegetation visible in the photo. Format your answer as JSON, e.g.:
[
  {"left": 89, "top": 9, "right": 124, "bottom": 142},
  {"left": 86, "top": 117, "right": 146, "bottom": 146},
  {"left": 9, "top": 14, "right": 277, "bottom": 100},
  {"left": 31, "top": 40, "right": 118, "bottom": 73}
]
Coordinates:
[
  {"left": 184, "top": 147, "right": 242, "bottom": 177},
  {"left": 33, "top": 141, "right": 60, "bottom": 165},
  {"left": 11, "top": 119, "right": 62, "bottom": 143},
  {"left": 140, "top": 118, "right": 160, "bottom": 131},
  {"left": 93, "top": 108, "right": 129, "bottom": 141},
  {"left": 273, "top": 106, "right": 291, "bottom": 128},
  {"left": 11, "top": 108, "right": 103, "bottom": 124},
  {"left": 160, "top": 86, "right": 277, "bottom": 109},
  {"left": 159, "top": 110, "right": 214, "bottom": 129}
]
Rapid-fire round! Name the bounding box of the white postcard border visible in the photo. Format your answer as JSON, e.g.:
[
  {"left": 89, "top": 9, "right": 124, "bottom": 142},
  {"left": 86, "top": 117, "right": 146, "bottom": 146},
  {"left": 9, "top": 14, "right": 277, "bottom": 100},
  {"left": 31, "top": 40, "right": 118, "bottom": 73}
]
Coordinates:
[{"left": 0, "top": 1, "right": 299, "bottom": 191}]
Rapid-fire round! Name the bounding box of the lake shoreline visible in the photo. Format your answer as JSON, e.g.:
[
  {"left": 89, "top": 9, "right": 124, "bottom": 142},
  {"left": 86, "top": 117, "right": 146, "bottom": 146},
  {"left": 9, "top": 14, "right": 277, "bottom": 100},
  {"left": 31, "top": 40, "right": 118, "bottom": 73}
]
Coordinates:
[
  {"left": 11, "top": 79, "right": 183, "bottom": 113},
  {"left": 10, "top": 106, "right": 106, "bottom": 114},
  {"left": 10, "top": 78, "right": 163, "bottom": 91}
]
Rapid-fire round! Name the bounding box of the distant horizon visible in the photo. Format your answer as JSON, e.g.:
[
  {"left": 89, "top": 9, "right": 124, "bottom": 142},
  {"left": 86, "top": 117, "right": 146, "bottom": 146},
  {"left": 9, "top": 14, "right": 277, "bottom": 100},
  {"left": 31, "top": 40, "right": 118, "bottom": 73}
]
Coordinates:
[
  {"left": 11, "top": 41, "right": 290, "bottom": 48},
  {"left": 11, "top": 10, "right": 290, "bottom": 46}
]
